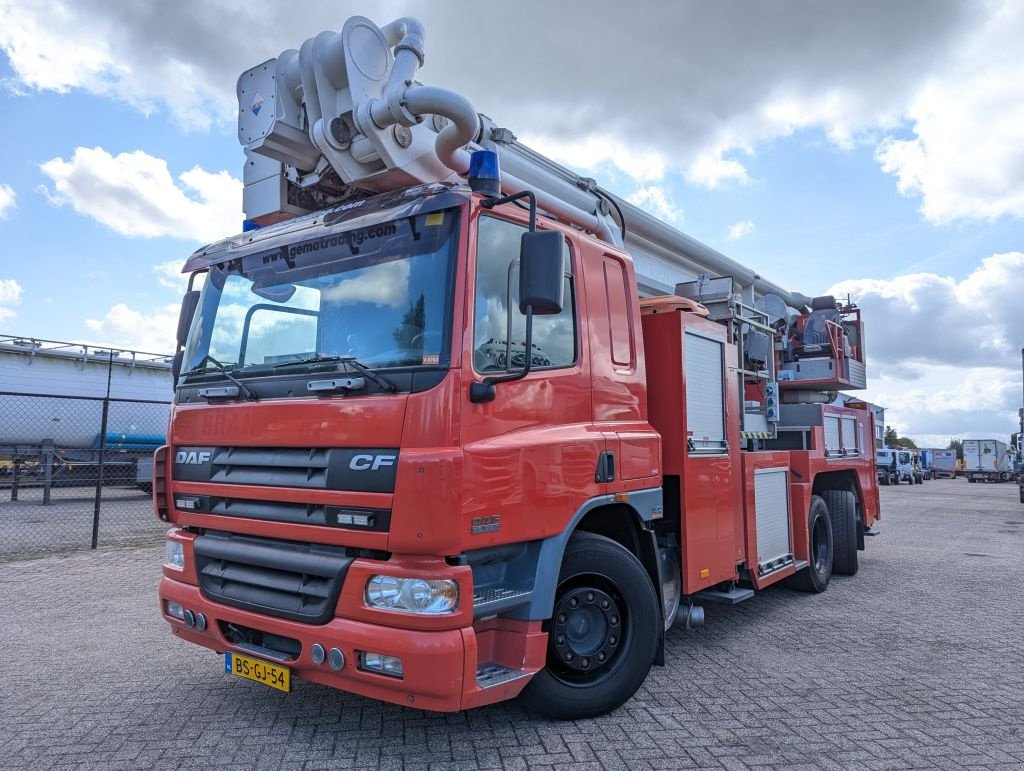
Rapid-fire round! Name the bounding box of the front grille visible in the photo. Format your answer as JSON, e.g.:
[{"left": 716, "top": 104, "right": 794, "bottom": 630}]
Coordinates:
[
  {"left": 210, "top": 447, "right": 329, "bottom": 488},
  {"left": 193, "top": 532, "right": 353, "bottom": 624},
  {"left": 174, "top": 493, "right": 391, "bottom": 531},
  {"left": 173, "top": 445, "right": 399, "bottom": 493}
]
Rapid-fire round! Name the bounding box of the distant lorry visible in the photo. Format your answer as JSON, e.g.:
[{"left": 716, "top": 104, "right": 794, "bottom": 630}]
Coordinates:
[
  {"left": 877, "top": 448, "right": 917, "bottom": 485},
  {"left": 917, "top": 449, "right": 938, "bottom": 480},
  {"left": 930, "top": 449, "right": 957, "bottom": 479},
  {"left": 963, "top": 439, "right": 1012, "bottom": 483}
]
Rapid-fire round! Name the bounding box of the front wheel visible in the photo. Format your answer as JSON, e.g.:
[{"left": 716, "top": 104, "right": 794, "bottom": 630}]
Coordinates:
[{"left": 518, "top": 532, "right": 660, "bottom": 720}]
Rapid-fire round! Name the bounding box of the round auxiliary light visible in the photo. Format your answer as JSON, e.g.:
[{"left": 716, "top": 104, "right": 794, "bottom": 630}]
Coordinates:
[
  {"left": 196, "top": 613, "right": 207, "bottom": 632},
  {"left": 468, "top": 150, "right": 501, "bottom": 197},
  {"left": 183, "top": 610, "right": 196, "bottom": 628},
  {"left": 310, "top": 644, "right": 326, "bottom": 666},
  {"left": 328, "top": 647, "right": 345, "bottom": 672}
]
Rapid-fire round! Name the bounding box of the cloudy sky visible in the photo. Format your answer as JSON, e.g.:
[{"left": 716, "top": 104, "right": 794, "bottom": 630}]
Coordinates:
[{"left": 0, "top": 0, "right": 1022, "bottom": 446}]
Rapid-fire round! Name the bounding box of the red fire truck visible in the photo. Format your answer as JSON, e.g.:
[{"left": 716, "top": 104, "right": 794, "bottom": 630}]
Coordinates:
[{"left": 156, "top": 16, "right": 880, "bottom": 719}]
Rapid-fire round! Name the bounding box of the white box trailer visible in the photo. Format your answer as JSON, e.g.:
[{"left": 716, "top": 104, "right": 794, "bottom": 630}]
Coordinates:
[
  {"left": 963, "top": 439, "right": 1012, "bottom": 483},
  {"left": 931, "top": 449, "right": 957, "bottom": 479}
]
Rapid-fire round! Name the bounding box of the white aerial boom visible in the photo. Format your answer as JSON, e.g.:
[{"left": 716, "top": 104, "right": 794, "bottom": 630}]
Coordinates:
[{"left": 238, "top": 15, "right": 812, "bottom": 308}]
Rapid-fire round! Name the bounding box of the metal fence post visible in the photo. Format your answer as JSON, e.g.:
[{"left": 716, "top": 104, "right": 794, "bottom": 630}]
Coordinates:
[
  {"left": 42, "top": 442, "right": 54, "bottom": 505},
  {"left": 90, "top": 353, "right": 114, "bottom": 549},
  {"left": 10, "top": 453, "right": 19, "bottom": 501}
]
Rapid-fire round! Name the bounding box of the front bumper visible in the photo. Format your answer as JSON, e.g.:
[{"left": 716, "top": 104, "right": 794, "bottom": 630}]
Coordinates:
[{"left": 159, "top": 577, "right": 543, "bottom": 712}]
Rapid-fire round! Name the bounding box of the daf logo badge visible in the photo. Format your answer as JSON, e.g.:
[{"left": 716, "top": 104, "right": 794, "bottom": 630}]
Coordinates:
[{"left": 175, "top": 451, "right": 212, "bottom": 465}]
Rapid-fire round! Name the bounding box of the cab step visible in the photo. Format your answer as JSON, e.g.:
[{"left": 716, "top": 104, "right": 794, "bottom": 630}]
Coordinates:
[
  {"left": 472, "top": 586, "right": 532, "bottom": 615},
  {"left": 476, "top": 663, "right": 530, "bottom": 689},
  {"left": 694, "top": 586, "right": 755, "bottom": 605}
]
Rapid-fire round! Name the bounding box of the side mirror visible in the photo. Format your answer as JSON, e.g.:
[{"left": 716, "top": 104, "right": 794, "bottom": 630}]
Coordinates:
[
  {"left": 519, "top": 230, "right": 563, "bottom": 316},
  {"left": 176, "top": 290, "right": 201, "bottom": 348}
]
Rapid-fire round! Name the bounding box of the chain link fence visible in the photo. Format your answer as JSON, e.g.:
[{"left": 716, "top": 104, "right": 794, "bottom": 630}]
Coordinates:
[{"left": 0, "top": 339, "right": 172, "bottom": 562}]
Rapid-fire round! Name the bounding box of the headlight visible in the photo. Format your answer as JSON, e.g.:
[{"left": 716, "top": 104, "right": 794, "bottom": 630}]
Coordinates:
[
  {"left": 165, "top": 540, "right": 185, "bottom": 570},
  {"left": 365, "top": 575, "right": 458, "bottom": 614}
]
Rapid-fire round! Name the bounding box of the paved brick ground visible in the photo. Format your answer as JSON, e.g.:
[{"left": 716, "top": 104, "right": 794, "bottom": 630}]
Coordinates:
[
  {"left": 0, "top": 484, "right": 164, "bottom": 560},
  {"left": 2, "top": 480, "right": 1023, "bottom": 769}
]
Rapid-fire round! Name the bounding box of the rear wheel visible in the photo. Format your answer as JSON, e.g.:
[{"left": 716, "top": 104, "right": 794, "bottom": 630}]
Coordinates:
[
  {"left": 786, "top": 495, "right": 833, "bottom": 593},
  {"left": 518, "top": 532, "right": 660, "bottom": 720},
  {"left": 822, "top": 489, "right": 858, "bottom": 576}
]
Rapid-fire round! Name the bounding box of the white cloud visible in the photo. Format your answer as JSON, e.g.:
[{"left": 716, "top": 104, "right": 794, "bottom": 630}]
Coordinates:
[
  {"left": 1, "top": 0, "right": 992, "bottom": 208},
  {"left": 0, "top": 0, "right": 235, "bottom": 131},
  {"left": 0, "top": 278, "right": 22, "bottom": 323},
  {"left": 830, "top": 251, "right": 1024, "bottom": 369},
  {"left": 153, "top": 260, "right": 187, "bottom": 289},
  {"left": 726, "top": 220, "right": 755, "bottom": 240},
  {"left": 875, "top": 2, "right": 1024, "bottom": 223},
  {"left": 520, "top": 134, "right": 668, "bottom": 183},
  {"left": 39, "top": 147, "right": 242, "bottom": 243},
  {"left": 831, "top": 252, "right": 1024, "bottom": 444},
  {"left": 0, "top": 278, "right": 21, "bottom": 305},
  {"left": 626, "top": 186, "right": 682, "bottom": 223},
  {"left": 0, "top": 183, "right": 15, "bottom": 218},
  {"left": 686, "top": 152, "right": 751, "bottom": 189},
  {"left": 863, "top": 363, "right": 1021, "bottom": 445},
  {"left": 84, "top": 302, "right": 178, "bottom": 354}
]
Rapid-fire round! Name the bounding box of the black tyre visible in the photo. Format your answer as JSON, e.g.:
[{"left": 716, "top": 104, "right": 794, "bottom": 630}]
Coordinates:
[
  {"left": 822, "top": 489, "right": 858, "bottom": 576},
  {"left": 786, "top": 495, "right": 833, "bottom": 593},
  {"left": 1019, "top": 487, "right": 1024, "bottom": 504},
  {"left": 879, "top": 475, "right": 889, "bottom": 486},
  {"left": 518, "top": 532, "right": 660, "bottom": 720},
  {"left": 968, "top": 477, "right": 977, "bottom": 483}
]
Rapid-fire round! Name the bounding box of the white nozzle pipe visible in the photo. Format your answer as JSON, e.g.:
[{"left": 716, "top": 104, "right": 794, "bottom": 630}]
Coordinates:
[{"left": 403, "top": 86, "right": 480, "bottom": 174}]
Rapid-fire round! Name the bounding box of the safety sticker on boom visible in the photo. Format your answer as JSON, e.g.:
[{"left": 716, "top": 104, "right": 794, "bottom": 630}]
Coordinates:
[{"left": 249, "top": 91, "right": 265, "bottom": 117}]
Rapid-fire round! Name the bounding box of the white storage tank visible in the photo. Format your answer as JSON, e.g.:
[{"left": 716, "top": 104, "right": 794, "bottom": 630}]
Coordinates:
[{"left": 0, "top": 336, "right": 172, "bottom": 449}]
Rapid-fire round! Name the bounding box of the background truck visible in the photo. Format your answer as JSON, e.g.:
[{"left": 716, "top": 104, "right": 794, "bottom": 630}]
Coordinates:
[
  {"left": 876, "top": 448, "right": 916, "bottom": 484},
  {"left": 963, "top": 439, "right": 1012, "bottom": 482},
  {"left": 156, "top": 15, "right": 881, "bottom": 720},
  {"left": 917, "top": 449, "right": 936, "bottom": 480},
  {"left": 930, "top": 449, "right": 958, "bottom": 479}
]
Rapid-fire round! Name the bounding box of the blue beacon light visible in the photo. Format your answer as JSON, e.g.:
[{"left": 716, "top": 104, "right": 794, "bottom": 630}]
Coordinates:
[{"left": 468, "top": 150, "right": 501, "bottom": 197}]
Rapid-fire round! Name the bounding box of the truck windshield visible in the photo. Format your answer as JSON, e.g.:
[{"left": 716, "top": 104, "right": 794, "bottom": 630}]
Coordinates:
[{"left": 181, "top": 209, "right": 458, "bottom": 379}]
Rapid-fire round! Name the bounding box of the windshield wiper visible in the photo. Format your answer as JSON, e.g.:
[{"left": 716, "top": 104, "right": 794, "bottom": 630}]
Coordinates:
[
  {"left": 180, "top": 355, "right": 258, "bottom": 401},
  {"left": 274, "top": 354, "right": 398, "bottom": 393}
]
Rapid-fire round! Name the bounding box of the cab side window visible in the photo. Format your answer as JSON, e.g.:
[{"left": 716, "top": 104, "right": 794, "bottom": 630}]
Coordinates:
[{"left": 473, "top": 216, "right": 576, "bottom": 373}]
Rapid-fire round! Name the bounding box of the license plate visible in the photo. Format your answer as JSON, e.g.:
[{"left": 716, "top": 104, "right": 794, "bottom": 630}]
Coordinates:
[{"left": 225, "top": 651, "right": 290, "bottom": 692}]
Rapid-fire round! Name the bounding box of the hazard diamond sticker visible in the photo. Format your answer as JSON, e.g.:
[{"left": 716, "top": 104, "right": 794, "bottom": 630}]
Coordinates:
[{"left": 249, "top": 90, "right": 265, "bottom": 117}]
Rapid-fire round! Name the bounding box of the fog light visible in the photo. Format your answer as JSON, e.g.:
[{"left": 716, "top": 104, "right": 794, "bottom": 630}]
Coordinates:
[
  {"left": 165, "top": 601, "right": 185, "bottom": 620},
  {"left": 196, "top": 613, "right": 207, "bottom": 631},
  {"left": 310, "top": 643, "right": 325, "bottom": 665},
  {"left": 183, "top": 610, "right": 196, "bottom": 628},
  {"left": 359, "top": 651, "right": 403, "bottom": 678},
  {"left": 365, "top": 575, "right": 458, "bottom": 614},
  {"left": 328, "top": 647, "right": 345, "bottom": 671},
  {"left": 164, "top": 540, "right": 185, "bottom": 571}
]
